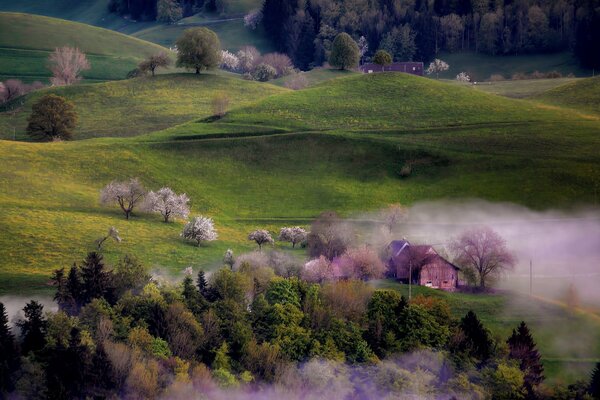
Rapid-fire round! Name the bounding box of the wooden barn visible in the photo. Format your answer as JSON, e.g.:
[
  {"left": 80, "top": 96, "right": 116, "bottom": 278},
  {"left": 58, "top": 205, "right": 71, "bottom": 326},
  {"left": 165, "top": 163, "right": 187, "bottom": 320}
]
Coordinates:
[
  {"left": 359, "top": 62, "right": 424, "bottom": 76},
  {"left": 386, "top": 240, "right": 460, "bottom": 291}
]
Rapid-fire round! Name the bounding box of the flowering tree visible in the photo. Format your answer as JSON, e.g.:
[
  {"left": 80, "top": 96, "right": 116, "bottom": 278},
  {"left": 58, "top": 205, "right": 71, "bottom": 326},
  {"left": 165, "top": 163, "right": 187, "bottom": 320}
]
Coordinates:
[
  {"left": 48, "top": 47, "right": 91, "bottom": 86},
  {"left": 143, "top": 187, "right": 190, "bottom": 222},
  {"left": 450, "top": 226, "right": 516, "bottom": 288},
  {"left": 100, "top": 178, "right": 146, "bottom": 219},
  {"left": 220, "top": 50, "right": 240, "bottom": 71},
  {"left": 278, "top": 227, "right": 308, "bottom": 248},
  {"left": 223, "top": 249, "right": 235, "bottom": 268},
  {"left": 337, "top": 246, "right": 385, "bottom": 281},
  {"left": 302, "top": 256, "right": 337, "bottom": 283},
  {"left": 182, "top": 216, "right": 218, "bottom": 246},
  {"left": 456, "top": 72, "right": 471, "bottom": 82},
  {"left": 357, "top": 35, "right": 369, "bottom": 63},
  {"left": 426, "top": 59, "right": 449, "bottom": 79},
  {"left": 248, "top": 230, "right": 274, "bottom": 250},
  {"left": 237, "top": 46, "right": 260, "bottom": 73},
  {"left": 258, "top": 53, "right": 293, "bottom": 77},
  {"left": 95, "top": 227, "right": 122, "bottom": 250},
  {"left": 284, "top": 73, "right": 309, "bottom": 90},
  {"left": 244, "top": 9, "right": 262, "bottom": 30}
]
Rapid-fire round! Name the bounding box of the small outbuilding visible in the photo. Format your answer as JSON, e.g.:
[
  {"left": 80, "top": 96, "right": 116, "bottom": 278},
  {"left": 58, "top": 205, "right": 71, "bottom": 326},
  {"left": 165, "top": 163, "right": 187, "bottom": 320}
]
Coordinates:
[
  {"left": 360, "top": 62, "right": 424, "bottom": 76},
  {"left": 386, "top": 240, "right": 460, "bottom": 291}
]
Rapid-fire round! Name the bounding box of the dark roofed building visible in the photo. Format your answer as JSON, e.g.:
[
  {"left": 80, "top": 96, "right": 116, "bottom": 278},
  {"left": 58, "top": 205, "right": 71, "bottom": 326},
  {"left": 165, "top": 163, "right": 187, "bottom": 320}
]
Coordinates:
[
  {"left": 386, "top": 240, "right": 460, "bottom": 291},
  {"left": 360, "top": 62, "right": 424, "bottom": 76}
]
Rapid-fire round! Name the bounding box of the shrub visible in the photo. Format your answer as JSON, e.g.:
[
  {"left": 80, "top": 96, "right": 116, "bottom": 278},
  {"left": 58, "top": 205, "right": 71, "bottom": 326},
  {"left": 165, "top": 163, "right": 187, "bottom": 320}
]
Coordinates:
[
  {"left": 259, "top": 53, "right": 293, "bottom": 77},
  {"left": 252, "top": 63, "right": 277, "bottom": 81},
  {"left": 284, "top": 73, "right": 309, "bottom": 90}
]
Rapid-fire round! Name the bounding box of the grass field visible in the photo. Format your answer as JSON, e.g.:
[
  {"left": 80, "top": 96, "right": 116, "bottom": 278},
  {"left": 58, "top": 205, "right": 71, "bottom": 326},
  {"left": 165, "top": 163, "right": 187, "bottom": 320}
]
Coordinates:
[
  {"left": 0, "top": 12, "right": 170, "bottom": 82},
  {"left": 271, "top": 68, "right": 358, "bottom": 87},
  {"left": 0, "top": 73, "right": 287, "bottom": 139},
  {"left": 452, "top": 77, "right": 580, "bottom": 99},
  {"left": 436, "top": 51, "right": 591, "bottom": 81},
  {"left": 534, "top": 75, "right": 600, "bottom": 116}
]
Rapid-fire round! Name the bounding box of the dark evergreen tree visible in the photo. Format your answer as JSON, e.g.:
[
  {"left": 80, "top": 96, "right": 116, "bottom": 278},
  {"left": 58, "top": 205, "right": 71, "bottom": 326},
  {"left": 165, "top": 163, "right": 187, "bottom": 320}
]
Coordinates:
[
  {"left": 17, "top": 300, "right": 47, "bottom": 355},
  {"left": 52, "top": 267, "right": 78, "bottom": 316},
  {"left": 66, "top": 264, "right": 83, "bottom": 310},
  {"left": 507, "top": 321, "right": 545, "bottom": 398},
  {"left": 197, "top": 269, "right": 208, "bottom": 295},
  {"left": 183, "top": 275, "right": 208, "bottom": 316},
  {"left": 262, "top": 0, "right": 299, "bottom": 51},
  {"left": 590, "top": 362, "right": 600, "bottom": 399},
  {"left": 293, "top": 11, "right": 317, "bottom": 70},
  {"left": 86, "top": 341, "right": 118, "bottom": 398},
  {"left": 46, "top": 327, "right": 91, "bottom": 400},
  {"left": 80, "top": 252, "right": 114, "bottom": 304},
  {"left": 458, "top": 310, "right": 494, "bottom": 363},
  {"left": 0, "top": 302, "right": 20, "bottom": 394}
]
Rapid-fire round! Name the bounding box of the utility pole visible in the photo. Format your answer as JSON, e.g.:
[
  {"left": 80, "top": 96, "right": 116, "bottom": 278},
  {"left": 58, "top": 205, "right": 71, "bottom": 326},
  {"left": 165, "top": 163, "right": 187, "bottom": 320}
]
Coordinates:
[
  {"left": 409, "top": 260, "right": 412, "bottom": 301},
  {"left": 529, "top": 259, "right": 533, "bottom": 297}
]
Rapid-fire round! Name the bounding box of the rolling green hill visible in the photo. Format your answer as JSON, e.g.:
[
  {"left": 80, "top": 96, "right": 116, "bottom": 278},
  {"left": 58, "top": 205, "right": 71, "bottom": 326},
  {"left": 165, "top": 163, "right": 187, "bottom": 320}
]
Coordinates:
[
  {"left": 0, "top": 12, "right": 169, "bottom": 82},
  {"left": 534, "top": 75, "right": 600, "bottom": 116},
  {"left": 0, "top": 73, "right": 287, "bottom": 139}
]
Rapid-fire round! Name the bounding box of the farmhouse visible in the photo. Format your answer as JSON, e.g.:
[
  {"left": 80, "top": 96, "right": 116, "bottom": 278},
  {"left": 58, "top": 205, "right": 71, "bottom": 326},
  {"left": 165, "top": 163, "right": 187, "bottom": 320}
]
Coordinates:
[
  {"left": 360, "top": 62, "right": 424, "bottom": 76},
  {"left": 386, "top": 240, "right": 460, "bottom": 290}
]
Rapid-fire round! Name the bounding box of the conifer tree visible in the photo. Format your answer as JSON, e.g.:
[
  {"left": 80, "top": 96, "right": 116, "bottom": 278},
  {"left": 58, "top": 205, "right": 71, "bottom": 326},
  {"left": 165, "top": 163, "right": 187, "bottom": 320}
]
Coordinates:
[
  {"left": 80, "top": 252, "right": 114, "bottom": 304},
  {"left": 17, "top": 301, "right": 48, "bottom": 355},
  {"left": 507, "top": 321, "right": 544, "bottom": 397},
  {"left": 183, "top": 275, "right": 207, "bottom": 316},
  {"left": 459, "top": 310, "right": 494, "bottom": 362},
  {"left": 590, "top": 362, "right": 600, "bottom": 399},
  {"left": 0, "top": 302, "right": 19, "bottom": 394}
]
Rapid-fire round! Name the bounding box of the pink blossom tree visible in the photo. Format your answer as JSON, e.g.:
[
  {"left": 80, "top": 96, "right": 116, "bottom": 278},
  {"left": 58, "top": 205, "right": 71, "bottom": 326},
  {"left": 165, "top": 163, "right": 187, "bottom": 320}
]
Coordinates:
[
  {"left": 303, "top": 256, "right": 337, "bottom": 283},
  {"left": 337, "top": 246, "right": 385, "bottom": 281},
  {"left": 48, "top": 46, "right": 91, "bottom": 86},
  {"left": 100, "top": 178, "right": 146, "bottom": 219},
  {"left": 143, "top": 187, "right": 189, "bottom": 222},
  {"left": 248, "top": 230, "right": 274, "bottom": 250}
]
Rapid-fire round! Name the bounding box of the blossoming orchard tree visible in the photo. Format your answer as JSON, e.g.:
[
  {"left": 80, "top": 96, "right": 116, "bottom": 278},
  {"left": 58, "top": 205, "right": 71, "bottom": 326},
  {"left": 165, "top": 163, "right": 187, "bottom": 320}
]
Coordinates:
[
  {"left": 426, "top": 59, "right": 450, "bottom": 79},
  {"left": 278, "top": 227, "right": 308, "bottom": 248},
  {"left": 100, "top": 178, "right": 146, "bottom": 220},
  {"left": 182, "top": 216, "right": 218, "bottom": 246},
  {"left": 48, "top": 46, "right": 90, "bottom": 86},
  {"left": 143, "top": 187, "right": 190, "bottom": 222},
  {"left": 248, "top": 230, "right": 274, "bottom": 250}
]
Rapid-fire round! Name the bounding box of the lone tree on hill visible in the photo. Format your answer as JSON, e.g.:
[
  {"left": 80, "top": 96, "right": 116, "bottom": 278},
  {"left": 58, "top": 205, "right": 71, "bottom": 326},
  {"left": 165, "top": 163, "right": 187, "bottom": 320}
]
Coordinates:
[
  {"left": 182, "top": 216, "right": 218, "bottom": 246},
  {"left": 248, "top": 230, "right": 274, "bottom": 250},
  {"left": 450, "top": 226, "right": 516, "bottom": 289},
  {"left": 26, "top": 94, "right": 77, "bottom": 141},
  {"left": 48, "top": 46, "right": 90, "bottom": 86},
  {"left": 373, "top": 49, "right": 393, "bottom": 70},
  {"left": 176, "top": 27, "right": 221, "bottom": 74},
  {"left": 329, "top": 33, "right": 360, "bottom": 70},
  {"left": 100, "top": 178, "right": 146, "bottom": 220},
  {"left": 507, "top": 321, "right": 545, "bottom": 397},
  {"left": 138, "top": 52, "right": 172, "bottom": 76},
  {"left": 426, "top": 59, "right": 449, "bottom": 79}
]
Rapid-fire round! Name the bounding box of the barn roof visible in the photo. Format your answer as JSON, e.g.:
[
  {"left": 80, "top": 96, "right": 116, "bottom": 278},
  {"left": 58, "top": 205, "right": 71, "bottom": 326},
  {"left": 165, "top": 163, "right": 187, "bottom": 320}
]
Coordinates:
[{"left": 387, "top": 240, "right": 460, "bottom": 270}]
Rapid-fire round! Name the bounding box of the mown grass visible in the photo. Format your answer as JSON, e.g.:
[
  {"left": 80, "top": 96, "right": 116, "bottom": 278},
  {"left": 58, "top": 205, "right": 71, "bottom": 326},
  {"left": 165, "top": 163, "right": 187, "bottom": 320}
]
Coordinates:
[
  {"left": 534, "top": 75, "right": 600, "bottom": 116},
  {"left": 0, "top": 12, "right": 169, "bottom": 82},
  {"left": 451, "top": 77, "right": 580, "bottom": 99},
  {"left": 436, "top": 51, "right": 591, "bottom": 81},
  {"left": 0, "top": 73, "right": 288, "bottom": 139},
  {"left": 271, "top": 68, "right": 358, "bottom": 87},
  {"left": 373, "top": 281, "right": 600, "bottom": 385}
]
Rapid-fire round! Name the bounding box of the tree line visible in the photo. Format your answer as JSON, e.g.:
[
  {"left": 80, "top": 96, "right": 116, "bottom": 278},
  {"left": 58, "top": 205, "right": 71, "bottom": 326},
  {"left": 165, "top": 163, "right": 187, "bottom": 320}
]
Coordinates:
[{"left": 260, "top": 0, "right": 600, "bottom": 70}]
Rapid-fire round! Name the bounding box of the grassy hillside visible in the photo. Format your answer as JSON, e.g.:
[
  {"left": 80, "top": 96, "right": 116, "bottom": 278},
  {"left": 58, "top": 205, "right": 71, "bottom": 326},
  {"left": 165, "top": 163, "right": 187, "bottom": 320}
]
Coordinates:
[
  {"left": 0, "top": 73, "right": 287, "bottom": 139},
  {"left": 271, "top": 68, "right": 358, "bottom": 87},
  {"left": 534, "top": 76, "right": 600, "bottom": 116},
  {"left": 0, "top": 12, "right": 169, "bottom": 82},
  {"left": 373, "top": 281, "right": 600, "bottom": 385}
]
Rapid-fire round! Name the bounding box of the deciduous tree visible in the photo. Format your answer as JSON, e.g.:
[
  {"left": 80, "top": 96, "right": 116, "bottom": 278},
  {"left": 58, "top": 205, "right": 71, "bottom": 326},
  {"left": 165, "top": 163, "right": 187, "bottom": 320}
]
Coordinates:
[
  {"left": 426, "top": 58, "right": 450, "bottom": 79},
  {"left": 329, "top": 33, "right": 360, "bottom": 70},
  {"left": 248, "top": 230, "right": 274, "bottom": 250},
  {"left": 182, "top": 216, "right": 218, "bottom": 245},
  {"left": 100, "top": 178, "right": 146, "bottom": 220},
  {"left": 176, "top": 27, "right": 221, "bottom": 74},
  {"left": 26, "top": 94, "right": 77, "bottom": 141},
  {"left": 279, "top": 227, "right": 307, "bottom": 248},
  {"left": 157, "top": 0, "right": 183, "bottom": 23},
  {"left": 143, "top": 187, "right": 189, "bottom": 222},
  {"left": 373, "top": 50, "right": 392, "bottom": 70},
  {"left": 48, "top": 46, "right": 90, "bottom": 86},
  {"left": 138, "top": 52, "right": 172, "bottom": 76}
]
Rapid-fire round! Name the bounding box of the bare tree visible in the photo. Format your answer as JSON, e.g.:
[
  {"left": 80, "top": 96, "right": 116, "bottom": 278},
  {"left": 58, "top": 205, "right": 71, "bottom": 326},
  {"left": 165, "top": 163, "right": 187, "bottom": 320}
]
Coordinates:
[
  {"left": 212, "top": 92, "right": 230, "bottom": 118},
  {"left": 143, "top": 187, "right": 189, "bottom": 222},
  {"left": 382, "top": 204, "right": 407, "bottom": 233},
  {"left": 48, "top": 47, "right": 91, "bottom": 86},
  {"left": 248, "top": 230, "right": 274, "bottom": 250},
  {"left": 95, "top": 227, "right": 122, "bottom": 250},
  {"left": 450, "top": 227, "right": 516, "bottom": 289},
  {"left": 1, "top": 79, "right": 25, "bottom": 103},
  {"left": 138, "top": 52, "right": 172, "bottom": 77},
  {"left": 100, "top": 178, "right": 146, "bottom": 219}
]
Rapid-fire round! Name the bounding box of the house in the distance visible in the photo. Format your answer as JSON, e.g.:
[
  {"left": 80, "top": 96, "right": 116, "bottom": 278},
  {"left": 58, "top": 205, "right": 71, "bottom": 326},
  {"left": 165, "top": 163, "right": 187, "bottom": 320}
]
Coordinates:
[
  {"left": 359, "top": 62, "right": 424, "bottom": 76},
  {"left": 386, "top": 240, "right": 460, "bottom": 291}
]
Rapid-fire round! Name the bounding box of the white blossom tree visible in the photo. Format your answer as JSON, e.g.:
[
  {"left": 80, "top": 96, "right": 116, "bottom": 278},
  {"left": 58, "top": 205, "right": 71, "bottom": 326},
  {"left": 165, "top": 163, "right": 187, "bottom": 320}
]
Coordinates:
[
  {"left": 223, "top": 249, "right": 235, "bottom": 268},
  {"left": 244, "top": 9, "right": 262, "bottom": 30},
  {"left": 302, "top": 256, "right": 336, "bottom": 283},
  {"left": 100, "top": 178, "right": 146, "bottom": 220},
  {"left": 357, "top": 35, "right": 369, "bottom": 63},
  {"left": 426, "top": 59, "right": 450, "bottom": 79},
  {"left": 278, "top": 227, "right": 308, "bottom": 248},
  {"left": 182, "top": 216, "right": 218, "bottom": 246},
  {"left": 220, "top": 50, "right": 240, "bottom": 71},
  {"left": 236, "top": 46, "right": 260, "bottom": 73},
  {"left": 456, "top": 72, "right": 471, "bottom": 82},
  {"left": 143, "top": 187, "right": 190, "bottom": 222},
  {"left": 248, "top": 229, "right": 274, "bottom": 250}
]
